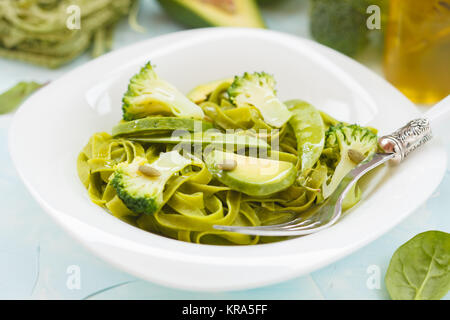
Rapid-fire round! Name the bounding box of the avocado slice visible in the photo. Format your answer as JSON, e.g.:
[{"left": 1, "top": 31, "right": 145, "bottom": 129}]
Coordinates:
[
  {"left": 187, "top": 77, "right": 234, "bottom": 104},
  {"left": 130, "top": 131, "right": 269, "bottom": 149},
  {"left": 112, "top": 117, "right": 213, "bottom": 137},
  {"left": 156, "top": 0, "right": 266, "bottom": 28},
  {"left": 205, "top": 150, "right": 297, "bottom": 196}
]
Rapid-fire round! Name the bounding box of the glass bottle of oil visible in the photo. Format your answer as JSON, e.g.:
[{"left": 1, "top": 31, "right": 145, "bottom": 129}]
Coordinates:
[{"left": 384, "top": 0, "right": 450, "bottom": 104}]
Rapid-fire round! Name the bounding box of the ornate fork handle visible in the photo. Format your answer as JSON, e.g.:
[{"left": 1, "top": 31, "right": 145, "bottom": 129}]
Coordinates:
[{"left": 379, "top": 118, "right": 433, "bottom": 164}]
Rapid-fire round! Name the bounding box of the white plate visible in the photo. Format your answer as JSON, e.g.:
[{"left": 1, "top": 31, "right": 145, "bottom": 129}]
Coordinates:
[{"left": 9, "top": 28, "right": 447, "bottom": 292}]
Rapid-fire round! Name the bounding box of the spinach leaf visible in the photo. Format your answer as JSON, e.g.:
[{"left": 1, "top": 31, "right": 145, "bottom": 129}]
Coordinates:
[
  {"left": 385, "top": 231, "right": 450, "bottom": 300},
  {"left": 0, "top": 81, "right": 44, "bottom": 115}
]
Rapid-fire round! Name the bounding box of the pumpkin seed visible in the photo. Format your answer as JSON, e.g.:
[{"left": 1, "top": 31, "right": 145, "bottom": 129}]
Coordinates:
[
  {"left": 217, "top": 159, "right": 237, "bottom": 171},
  {"left": 138, "top": 165, "right": 161, "bottom": 177},
  {"left": 348, "top": 149, "right": 366, "bottom": 164}
]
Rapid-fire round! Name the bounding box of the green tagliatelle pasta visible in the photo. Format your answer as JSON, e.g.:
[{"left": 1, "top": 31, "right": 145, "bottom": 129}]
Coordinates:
[
  {"left": 0, "top": 0, "right": 138, "bottom": 68},
  {"left": 78, "top": 70, "right": 375, "bottom": 245}
]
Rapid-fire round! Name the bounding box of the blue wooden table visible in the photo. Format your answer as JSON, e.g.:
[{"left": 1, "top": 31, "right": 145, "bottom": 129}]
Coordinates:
[{"left": 1, "top": 1, "right": 449, "bottom": 299}]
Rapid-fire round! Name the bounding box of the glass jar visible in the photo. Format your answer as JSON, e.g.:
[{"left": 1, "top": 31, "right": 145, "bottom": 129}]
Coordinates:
[{"left": 384, "top": 0, "right": 450, "bottom": 104}]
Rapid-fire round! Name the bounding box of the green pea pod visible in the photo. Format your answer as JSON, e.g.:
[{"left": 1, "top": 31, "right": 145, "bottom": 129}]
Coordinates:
[{"left": 285, "top": 100, "right": 325, "bottom": 172}]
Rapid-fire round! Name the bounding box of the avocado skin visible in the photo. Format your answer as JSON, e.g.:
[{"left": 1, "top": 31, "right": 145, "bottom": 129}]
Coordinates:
[
  {"left": 112, "top": 117, "right": 213, "bottom": 137},
  {"left": 156, "top": 0, "right": 266, "bottom": 28},
  {"left": 129, "top": 132, "right": 269, "bottom": 150}
]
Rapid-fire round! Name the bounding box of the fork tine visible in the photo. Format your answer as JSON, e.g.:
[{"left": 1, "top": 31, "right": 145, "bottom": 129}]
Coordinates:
[
  {"left": 214, "top": 224, "right": 320, "bottom": 236},
  {"left": 245, "top": 216, "right": 310, "bottom": 229},
  {"left": 248, "top": 203, "right": 326, "bottom": 230},
  {"left": 213, "top": 207, "right": 324, "bottom": 235},
  {"left": 283, "top": 220, "right": 322, "bottom": 230},
  {"left": 213, "top": 203, "right": 333, "bottom": 235},
  {"left": 213, "top": 218, "right": 322, "bottom": 236},
  {"left": 258, "top": 218, "right": 318, "bottom": 230}
]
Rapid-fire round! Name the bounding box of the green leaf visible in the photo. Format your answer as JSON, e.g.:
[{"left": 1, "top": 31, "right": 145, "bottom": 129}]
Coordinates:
[
  {"left": 385, "top": 231, "right": 450, "bottom": 300},
  {"left": 0, "top": 81, "right": 44, "bottom": 115}
]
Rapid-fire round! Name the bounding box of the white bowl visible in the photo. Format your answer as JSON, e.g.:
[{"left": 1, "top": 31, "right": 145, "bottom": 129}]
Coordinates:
[{"left": 9, "top": 28, "right": 447, "bottom": 292}]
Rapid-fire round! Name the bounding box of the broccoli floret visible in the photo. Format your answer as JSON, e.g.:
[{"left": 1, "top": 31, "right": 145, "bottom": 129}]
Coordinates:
[
  {"left": 122, "top": 62, "right": 204, "bottom": 121},
  {"left": 320, "top": 123, "right": 378, "bottom": 199},
  {"left": 310, "top": 0, "right": 369, "bottom": 57},
  {"left": 111, "top": 152, "right": 191, "bottom": 214},
  {"left": 227, "top": 72, "right": 292, "bottom": 128}
]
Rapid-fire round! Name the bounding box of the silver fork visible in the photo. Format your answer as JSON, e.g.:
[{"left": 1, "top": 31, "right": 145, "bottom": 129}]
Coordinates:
[{"left": 214, "top": 95, "right": 450, "bottom": 236}]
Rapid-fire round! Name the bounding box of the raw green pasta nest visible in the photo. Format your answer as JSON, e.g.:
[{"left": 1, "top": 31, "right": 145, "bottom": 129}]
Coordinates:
[{"left": 0, "top": 0, "right": 138, "bottom": 68}]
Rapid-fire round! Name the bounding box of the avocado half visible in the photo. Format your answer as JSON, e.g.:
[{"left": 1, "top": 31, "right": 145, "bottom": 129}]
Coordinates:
[
  {"left": 205, "top": 150, "right": 297, "bottom": 196},
  {"left": 156, "top": 0, "right": 266, "bottom": 28}
]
